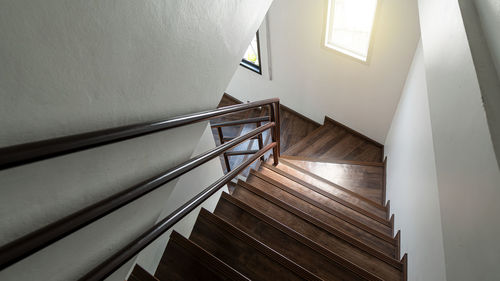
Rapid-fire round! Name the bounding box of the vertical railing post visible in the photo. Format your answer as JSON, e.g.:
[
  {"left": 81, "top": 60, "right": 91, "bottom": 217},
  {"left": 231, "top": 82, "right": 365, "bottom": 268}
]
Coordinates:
[
  {"left": 269, "top": 103, "right": 279, "bottom": 166},
  {"left": 217, "top": 127, "right": 231, "bottom": 172},
  {"left": 275, "top": 101, "right": 281, "bottom": 157},
  {"left": 256, "top": 121, "right": 265, "bottom": 161}
]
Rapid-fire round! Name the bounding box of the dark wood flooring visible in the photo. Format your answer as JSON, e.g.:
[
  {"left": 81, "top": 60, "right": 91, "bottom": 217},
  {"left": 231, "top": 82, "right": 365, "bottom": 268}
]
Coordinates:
[
  {"left": 283, "top": 118, "right": 383, "bottom": 162},
  {"left": 144, "top": 93, "right": 407, "bottom": 281}
]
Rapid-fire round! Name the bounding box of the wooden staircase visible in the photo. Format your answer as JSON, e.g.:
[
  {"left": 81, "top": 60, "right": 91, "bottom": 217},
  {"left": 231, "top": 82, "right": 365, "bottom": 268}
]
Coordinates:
[{"left": 133, "top": 116, "right": 407, "bottom": 280}]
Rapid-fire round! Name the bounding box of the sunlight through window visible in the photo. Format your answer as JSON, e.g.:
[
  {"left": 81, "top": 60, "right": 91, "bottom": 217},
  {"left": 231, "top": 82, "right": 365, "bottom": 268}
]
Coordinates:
[{"left": 325, "top": 0, "right": 378, "bottom": 62}]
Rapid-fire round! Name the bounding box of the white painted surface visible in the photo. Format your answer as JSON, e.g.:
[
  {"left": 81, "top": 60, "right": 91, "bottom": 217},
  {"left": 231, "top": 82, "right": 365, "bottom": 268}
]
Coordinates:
[
  {"left": 227, "top": 0, "right": 420, "bottom": 143},
  {"left": 384, "top": 41, "right": 446, "bottom": 281},
  {"left": 457, "top": 0, "right": 500, "bottom": 166},
  {"left": 418, "top": 0, "right": 500, "bottom": 279},
  {"left": 0, "top": 0, "right": 271, "bottom": 280},
  {"left": 474, "top": 0, "right": 500, "bottom": 80}
]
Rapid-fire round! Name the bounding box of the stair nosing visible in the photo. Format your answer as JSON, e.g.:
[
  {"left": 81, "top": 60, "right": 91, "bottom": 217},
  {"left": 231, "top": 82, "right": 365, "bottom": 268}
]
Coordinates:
[
  {"left": 220, "top": 192, "right": 403, "bottom": 273},
  {"left": 197, "top": 208, "right": 323, "bottom": 281},
  {"left": 261, "top": 162, "right": 390, "bottom": 226},
  {"left": 280, "top": 155, "right": 384, "bottom": 166},
  {"left": 250, "top": 169, "right": 395, "bottom": 243},
  {"left": 279, "top": 158, "right": 387, "bottom": 210},
  {"left": 169, "top": 231, "right": 250, "bottom": 281},
  {"left": 235, "top": 181, "right": 400, "bottom": 263},
  {"left": 215, "top": 195, "right": 385, "bottom": 281}
]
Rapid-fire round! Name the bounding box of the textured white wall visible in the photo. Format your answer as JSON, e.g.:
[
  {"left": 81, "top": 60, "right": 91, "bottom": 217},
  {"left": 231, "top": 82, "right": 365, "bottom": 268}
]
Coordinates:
[
  {"left": 227, "top": 0, "right": 420, "bottom": 143},
  {"left": 418, "top": 0, "right": 500, "bottom": 279},
  {"left": 456, "top": 0, "right": 500, "bottom": 167},
  {"left": 384, "top": 41, "right": 447, "bottom": 281},
  {"left": 474, "top": 0, "right": 500, "bottom": 80},
  {"left": 0, "top": 0, "right": 272, "bottom": 280}
]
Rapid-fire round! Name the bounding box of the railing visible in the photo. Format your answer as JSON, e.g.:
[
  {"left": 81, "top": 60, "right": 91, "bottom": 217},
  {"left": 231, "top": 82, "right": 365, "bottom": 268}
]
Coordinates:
[
  {"left": 0, "top": 98, "right": 280, "bottom": 280},
  {"left": 211, "top": 116, "right": 269, "bottom": 172}
]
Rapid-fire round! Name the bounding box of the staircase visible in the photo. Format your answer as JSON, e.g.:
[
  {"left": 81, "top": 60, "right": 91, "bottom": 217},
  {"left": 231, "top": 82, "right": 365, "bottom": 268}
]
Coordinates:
[
  {"left": 0, "top": 95, "right": 406, "bottom": 280},
  {"left": 136, "top": 114, "right": 407, "bottom": 280}
]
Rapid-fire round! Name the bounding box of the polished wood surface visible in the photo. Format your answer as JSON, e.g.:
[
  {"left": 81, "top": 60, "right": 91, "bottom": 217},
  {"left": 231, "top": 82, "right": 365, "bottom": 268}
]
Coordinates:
[
  {"left": 281, "top": 158, "right": 385, "bottom": 205},
  {"left": 254, "top": 166, "right": 392, "bottom": 235},
  {"left": 128, "top": 264, "right": 159, "bottom": 281},
  {"left": 283, "top": 118, "right": 383, "bottom": 163},
  {"left": 190, "top": 209, "right": 320, "bottom": 281},
  {"left": 155, "top": 231, "right": 248, "bottom": 281},
  {"left": 214, "top": 196, "right": 379, "bottom": 281},
  {"left": 216, "top": 193, "right": 403, "bottom": 281},
  {"left": 262, "top": 161, "right": 388, "bottom": 221},
  {"left": 231, "top": 182, "right": 397, "bottom": 258}
]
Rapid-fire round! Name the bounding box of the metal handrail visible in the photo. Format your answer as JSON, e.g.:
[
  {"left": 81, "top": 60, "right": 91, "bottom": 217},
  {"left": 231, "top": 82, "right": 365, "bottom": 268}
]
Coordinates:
[
  {"left": 0, "top": 97, "right": 280, "bottom": 279},
  {"left": 81, "top": 143, "right": 276, "bottom": 281},
  {"left": 0, "top": 122, "right": 275, "bottom": 269},
  {"left": 0, "top": 98, "right": 279, "bottom": 170}
]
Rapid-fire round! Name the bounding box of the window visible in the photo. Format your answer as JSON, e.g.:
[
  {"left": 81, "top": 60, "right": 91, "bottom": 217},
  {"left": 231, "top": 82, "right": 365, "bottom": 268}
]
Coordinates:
[
  {"left": 240, "top": 32, "right": 262, "bottom": 74},
  {"left": 324, "top": 0, "right": 378, "bottom": 62}
]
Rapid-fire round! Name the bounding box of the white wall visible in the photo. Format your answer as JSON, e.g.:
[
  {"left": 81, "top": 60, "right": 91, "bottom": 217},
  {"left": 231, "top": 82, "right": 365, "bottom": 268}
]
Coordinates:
[
  {"left": 457, "top": 0, "right": 500, "bottom": 167},
  {"left": 0, "top": 0, "right": 272, "bottom": 280},
  {"left": 384, "top": 41, "right": 447, "bottom": 281},
  {"left": 418, "top": 0, "right": 500, "bottom": 279},
  {"left": 227, "top": 0, "right": 420, "bottom": 143},
  {"left": 474, "top": 0, "right": 500, "bottom": 81}
]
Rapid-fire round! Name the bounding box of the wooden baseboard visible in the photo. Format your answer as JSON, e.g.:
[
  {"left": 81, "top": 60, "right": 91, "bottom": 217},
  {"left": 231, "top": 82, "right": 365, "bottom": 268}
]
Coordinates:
[
  {"left": 222, "top": 92, "right": 244, "bottom": 104},
  {"left": 324, "top": 116, "right": 383, "bottom": 148},
  {"left": 280, "top": 155, "right": 384, "bottom": 166},
  {"left": 280, "top": 103, "right": 322, "bottom": 127}
]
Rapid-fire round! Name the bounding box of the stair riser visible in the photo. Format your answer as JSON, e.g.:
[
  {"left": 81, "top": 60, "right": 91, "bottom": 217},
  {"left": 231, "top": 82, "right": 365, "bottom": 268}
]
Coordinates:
[
  {"left": 234, "top": 180, "right": 398, "bottom": 258},
  {"left": 216, "top": 194, "right": 403, "bottom": 280}
]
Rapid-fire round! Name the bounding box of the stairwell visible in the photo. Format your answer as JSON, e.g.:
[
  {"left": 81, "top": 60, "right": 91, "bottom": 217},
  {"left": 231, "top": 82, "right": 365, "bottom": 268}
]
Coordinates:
[{"left": 132, "top": 98, "right": 407, "bottom": 281}]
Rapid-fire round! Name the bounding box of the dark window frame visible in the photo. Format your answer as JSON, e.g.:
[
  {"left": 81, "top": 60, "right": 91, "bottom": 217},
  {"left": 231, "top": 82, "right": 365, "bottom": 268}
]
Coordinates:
[{"left": 240, "top": 31, "right": 262, "bottom": 75}]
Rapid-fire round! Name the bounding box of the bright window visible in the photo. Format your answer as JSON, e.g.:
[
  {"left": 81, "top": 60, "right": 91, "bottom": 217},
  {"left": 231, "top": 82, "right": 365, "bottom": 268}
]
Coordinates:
[
  {"left": 325, "top": 0, "right": 378, "bottom": 62},
  {"left": 241, "top": 32, "right": 262, "bottom": 74}
]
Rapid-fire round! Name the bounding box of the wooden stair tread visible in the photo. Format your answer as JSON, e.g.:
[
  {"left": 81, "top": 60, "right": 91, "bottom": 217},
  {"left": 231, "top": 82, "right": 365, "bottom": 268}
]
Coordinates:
[
  {"left": 235, "top": 179, "right": 397, "bottom": 257},
  {"left": 248, "top": 169, "right": 393, "bottom": 239},
  {"left": 280, "top": 155, "right": 384, "bottom": 166},
  {"left": 214, "top": 196, "right": 378, "bottom": 281},
  {"left": 128, "top": 264, "right": 159, "bottom": 281},
  {"left": 217, "top": 193, "right": 404, "bottom": 281},
  {"left": 278, "top": 158, "right": 386, "bottom": 206},
  {"left": 283, "top": 119, "right": 383, "bottom": 163},
  {"left": 189, "top": 208, "right": 320, "bottom": 281},
  {"left": 228, "top": 185, "right": 398, "bottom": 259},
  {"left": 261, "top": 161, "right": 388, "bottom": 222},
  {"left": 255, "top": 166, "right": 392, "bottom": 235},
  {"left": 155, "top": 231, "right": 248, "bottom": 281}
]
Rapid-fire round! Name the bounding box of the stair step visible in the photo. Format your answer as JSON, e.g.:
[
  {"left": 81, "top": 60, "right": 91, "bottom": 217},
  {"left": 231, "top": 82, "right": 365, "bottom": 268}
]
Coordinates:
[
  {"left": 189, "top": 209, "right": 320, "bottom": 281},
  {"left": 278, "top": 158, "right": 386, "bottom": 207},
  {"left": 265, "top": 159, "right": 387, "bottom": 219},
  {"left": 155, "top": 231, "right": 249, "bottom": 281},
  {"left": 240, "top": 176, "right": 398, "bottom": 254},
  {"left": 283, "top": 124, "right": 332, "bottom": 156},
  {"left": 217, "top": 193, "right": 406, "bottom": 280},
  {"left": 250, "top": 169, "right": 393, "bottom": 237},
  {"left": 128, "top": 264, "right": 159, "bottom": 281},
  {"left": 283, "top": 120, "right": 383, "bottom": 163},
  {"left": 260, "top": 163, "right": 390, "bottom": 228},
  {"left": 214, "top": 193, "right": 381, "bottom": 281},
  {"left": 281, "top": 155, "right": 384, "bottom": 166},
  {"left": 231, "top": 182, "right": 398, "bottom": 259}
]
